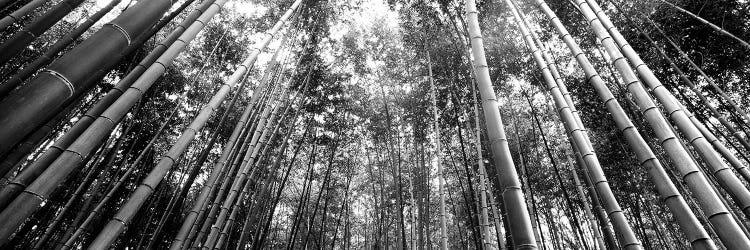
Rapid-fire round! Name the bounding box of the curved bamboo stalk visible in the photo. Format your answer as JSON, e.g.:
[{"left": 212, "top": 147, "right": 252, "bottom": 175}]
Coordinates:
[
  {"left": 0, "top": 0, "right": 52, "bottom": 31},
  {"left": 0, "top": 0, "right": 86, "bottom": 65},
  {"left": 0, "top": 0, "right": 174, "bottom": 156},
  {"left": 585, "top": 0, "right": 750, "bottom": 221},
  {"left": 508, "top": 0, "right": 641, "bottom": 248},
  {"left": 570, "top": 0, "right": 750, "bottom": 248},
  {"left": 657, "top": 0, "right": 750, "bottom": 50},
  {"left": 464, "top": 0, "right": 537, "bottom": 248}
]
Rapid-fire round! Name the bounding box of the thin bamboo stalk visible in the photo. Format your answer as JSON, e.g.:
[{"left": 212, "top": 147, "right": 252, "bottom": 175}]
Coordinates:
[{"left": 656, "top": 0, "right": 750, "bottom": 50}]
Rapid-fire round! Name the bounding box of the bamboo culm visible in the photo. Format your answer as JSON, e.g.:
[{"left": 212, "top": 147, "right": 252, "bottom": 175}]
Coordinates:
[
  {"left": 465, "top": 0, "right": 537, "bottom": 247},
  {"left": 0, "top": 0, "right": 206, "bottom": 208},
  {"left": 0, "top": 0, "right": 225, "bottom": 245},
  {"left": 0, "top": 0, "right": 174, "bottom": 156},
  {"left": 508, "top": 0, "right": 642, "bottom": 248},
  {"left": 571, "top": 0, "right": 750, "bottom": 247},
  {"left": 586, "top": 0, "right": 750, "bottom": 225},
  {"left": 0, "top": 0, "right": 87, "bottom": 65},
  {"left": 534, "top": 0, "right": 722, "bottom": 248}
]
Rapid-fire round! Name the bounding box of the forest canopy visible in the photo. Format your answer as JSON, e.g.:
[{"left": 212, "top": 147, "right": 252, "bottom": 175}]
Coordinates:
[{"left": 0, "top": 0, "right": 749, "bottom": 249}]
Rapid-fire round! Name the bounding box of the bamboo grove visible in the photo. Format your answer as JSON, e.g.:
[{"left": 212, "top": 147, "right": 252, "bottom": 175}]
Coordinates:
[{"left": 0, "top": 0, "right": 749, "bottom": 248}]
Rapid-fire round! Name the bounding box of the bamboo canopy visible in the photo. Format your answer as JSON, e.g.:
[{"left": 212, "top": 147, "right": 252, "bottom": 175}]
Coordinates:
[{"left": 0, "top": 0, "right": 748, "bottom": 249}]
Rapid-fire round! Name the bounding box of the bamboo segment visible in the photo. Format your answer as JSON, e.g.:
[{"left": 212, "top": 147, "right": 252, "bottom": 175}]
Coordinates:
[
  {"left": 507, "top": 0, "right": 641, "bottom": 248},
  {"left": 585, "top": 0, "right": 750, "bottom": 220},
  {"left": 0, "top": 0, "right": 173, "bottom": 156},
  {"left": 571, "top": 0, "right": 750, "bottom": 248},
  {"left": 464, "top": 0, "right": 537, "bottom": 248},
  {"left": 0, "top": 0, "right": 86, "bottom": 65},
  {"left": 470, "top": 62, "right": 493, "bottom": 249}
]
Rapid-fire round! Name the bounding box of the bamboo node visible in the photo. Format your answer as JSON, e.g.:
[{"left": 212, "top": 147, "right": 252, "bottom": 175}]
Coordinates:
[
  {"left": 43, "top": 69, "right": 75, "bottom": 97},
  {"left": 106, "top": 23, "right": 132, "bottom": 45}
]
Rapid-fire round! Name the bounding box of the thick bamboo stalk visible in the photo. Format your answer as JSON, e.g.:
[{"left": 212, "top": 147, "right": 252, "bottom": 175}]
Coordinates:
[
  {"left": 0, "top": 0, "right": 52, "bottom": 31},
  {"left": 0, "top": 0, "right": 194, "bottom": 98},
  {"left": 60, "top": 53, "right": 225, "bottom": 248},
  {"left": 657, "top": 0, "right": 750, "bottom": 50},
  {"left": 507, "top": 0, "right": 641, "bottom": 248},
  {"left": 585, "top": 0, "right": 750, "bottom": 222},
  {"left": 470, "top": 68, "right": 493, "bottom": 249},
  {"left": 0, "top": 0, "right": 86, "bottom": 65},
  {"left": 0, "top": 0, "right": 225, "bottom": 245},
  {"left": 570, "top": 0, "right": 750, "bottom": 248},
  {"left": 464, "top": 0, "right": 536, "bottom": 248},
  {"left": 0, "top": 0, "right": 173, "bottom": 156},
  {"left": 0, "top": 0, "right": 208, "bottom": 210}
]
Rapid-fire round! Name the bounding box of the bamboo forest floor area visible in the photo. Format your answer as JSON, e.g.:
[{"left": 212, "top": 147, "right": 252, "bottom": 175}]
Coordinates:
[{"left": 1, "top": 0, "right": 750, "bottom": 249}]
